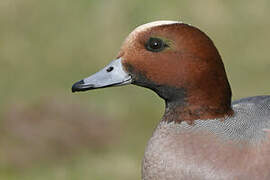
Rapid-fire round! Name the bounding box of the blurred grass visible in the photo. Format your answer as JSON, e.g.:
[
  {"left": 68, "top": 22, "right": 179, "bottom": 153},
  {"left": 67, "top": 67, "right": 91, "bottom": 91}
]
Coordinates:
[{"left": 0, "top": 0, "right": 270, "bottom": 179}]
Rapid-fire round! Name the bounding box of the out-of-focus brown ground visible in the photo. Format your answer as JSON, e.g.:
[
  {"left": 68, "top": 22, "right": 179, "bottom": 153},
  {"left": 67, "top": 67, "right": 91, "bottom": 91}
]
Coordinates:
[{"left": 1, "top": 97, "right": 119, "bottom": 168}]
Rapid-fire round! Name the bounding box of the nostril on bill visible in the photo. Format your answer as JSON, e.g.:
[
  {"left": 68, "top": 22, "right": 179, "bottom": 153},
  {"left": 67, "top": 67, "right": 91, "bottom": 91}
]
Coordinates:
[{"left": 106, "top": 66, "right": 114, "bottom": 72}]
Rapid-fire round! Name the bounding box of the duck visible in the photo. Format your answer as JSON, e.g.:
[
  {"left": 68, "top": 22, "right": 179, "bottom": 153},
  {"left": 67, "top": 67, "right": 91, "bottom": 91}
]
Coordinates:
[{"left": 72, "top": 21, "right": 270, "bottom": 180}]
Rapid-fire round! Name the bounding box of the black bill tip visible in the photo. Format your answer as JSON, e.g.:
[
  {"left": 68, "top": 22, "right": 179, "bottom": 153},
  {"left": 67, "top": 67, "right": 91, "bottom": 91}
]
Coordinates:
[
  {"left": 72, "top": 80, "right": 84, "bottom": 92},
  {"left": 72, "top": 80, "right": 96, "bottom": 93}
]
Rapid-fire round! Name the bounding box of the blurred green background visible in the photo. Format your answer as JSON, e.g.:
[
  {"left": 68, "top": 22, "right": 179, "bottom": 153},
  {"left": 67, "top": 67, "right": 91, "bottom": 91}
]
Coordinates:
[{"left": 0, "top": 0, "right": 270, "bottom": 179}]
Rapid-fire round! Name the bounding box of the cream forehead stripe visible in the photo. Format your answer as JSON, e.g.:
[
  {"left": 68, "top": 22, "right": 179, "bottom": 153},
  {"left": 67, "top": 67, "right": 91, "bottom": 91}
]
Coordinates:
[
  {"left": 125, "top": 21, "right": 185, "bottom": 45},
  {"left": 134, "top": 20, "right": 184, "bottom": 32}
]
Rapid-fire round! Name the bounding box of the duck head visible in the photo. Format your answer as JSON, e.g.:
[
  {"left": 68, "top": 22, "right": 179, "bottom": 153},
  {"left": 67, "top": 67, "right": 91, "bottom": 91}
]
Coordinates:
[{"left": 72, "top": 21, "right": 233, "bottom": 124}]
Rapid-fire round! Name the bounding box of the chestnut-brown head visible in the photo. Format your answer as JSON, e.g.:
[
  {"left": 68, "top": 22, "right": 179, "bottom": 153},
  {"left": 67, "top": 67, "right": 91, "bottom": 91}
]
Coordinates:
[
  {"left": 72, "top": 21, "right": 233, "bottom": 123},
  {"left": 120, "top": 21, "right": 233, "bottom": 123}
]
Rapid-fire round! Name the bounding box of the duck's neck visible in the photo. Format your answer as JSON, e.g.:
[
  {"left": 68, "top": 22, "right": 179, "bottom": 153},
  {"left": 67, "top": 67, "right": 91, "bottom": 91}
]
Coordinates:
[{"left": 162, "top": 90, "right": 233, "bottom": 125}]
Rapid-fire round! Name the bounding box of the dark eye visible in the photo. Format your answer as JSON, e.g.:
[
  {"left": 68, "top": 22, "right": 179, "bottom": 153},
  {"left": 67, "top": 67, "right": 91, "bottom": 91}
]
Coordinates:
[{"left": 146, "top": 37, "right": 168, "bottom": 52}]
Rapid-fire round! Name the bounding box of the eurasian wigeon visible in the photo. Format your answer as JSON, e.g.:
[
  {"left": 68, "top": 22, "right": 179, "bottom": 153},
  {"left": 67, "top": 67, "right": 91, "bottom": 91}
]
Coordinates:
[{"left": 72, "top": 21, "right": 270, "bottom": 180}]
